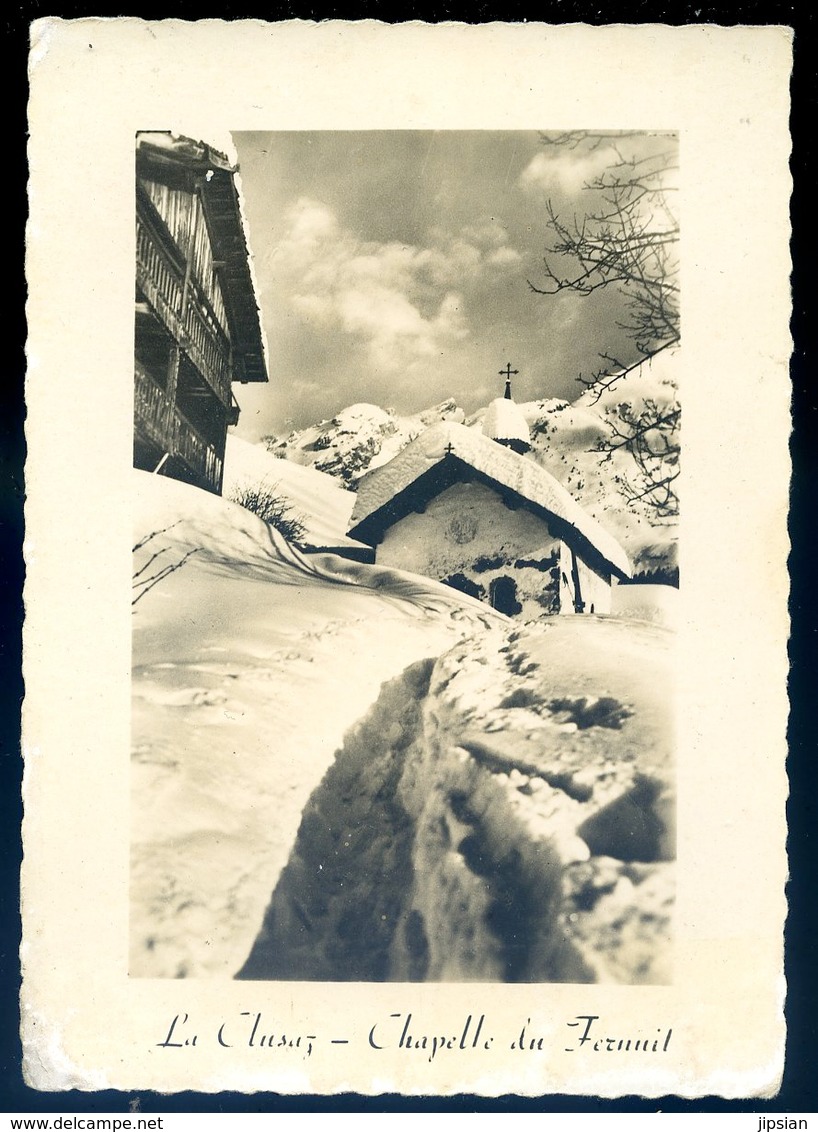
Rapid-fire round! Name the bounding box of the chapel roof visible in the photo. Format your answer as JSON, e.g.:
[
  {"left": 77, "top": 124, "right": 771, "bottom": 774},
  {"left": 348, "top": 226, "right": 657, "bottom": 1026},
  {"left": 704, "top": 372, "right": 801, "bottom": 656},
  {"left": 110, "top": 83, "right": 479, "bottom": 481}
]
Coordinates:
[{"left": 347, "top": 420, "right": 631, "bottom": 580}]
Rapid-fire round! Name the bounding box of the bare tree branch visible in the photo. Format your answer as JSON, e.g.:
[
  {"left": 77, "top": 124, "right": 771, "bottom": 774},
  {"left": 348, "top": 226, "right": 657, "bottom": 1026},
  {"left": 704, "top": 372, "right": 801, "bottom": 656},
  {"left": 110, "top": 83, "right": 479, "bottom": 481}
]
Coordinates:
[
  {"left": 131, "top": 544, "right": 171, "bottom": 581},
  {"left": 132, "top": 548, "right": 200, "bottom": 607},
  {"left": 531, "top": 131, "right": 680, "bottom": 517},
  {"left": 132, "top": 526, "right": 200, "bottom": 607},
  {"left": 133, "top": 521, "right": 181, "bottom": 554}
]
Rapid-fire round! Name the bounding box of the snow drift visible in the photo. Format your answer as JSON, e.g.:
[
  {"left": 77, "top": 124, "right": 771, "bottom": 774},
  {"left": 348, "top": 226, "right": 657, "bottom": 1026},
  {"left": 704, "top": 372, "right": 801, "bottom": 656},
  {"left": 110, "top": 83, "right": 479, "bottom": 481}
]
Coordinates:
[
  {"left": 131, "top": 470, "right": 499, "bottom": 978},
  {"left": 239, "top": 617, "right": 675, "bottom": 984}
]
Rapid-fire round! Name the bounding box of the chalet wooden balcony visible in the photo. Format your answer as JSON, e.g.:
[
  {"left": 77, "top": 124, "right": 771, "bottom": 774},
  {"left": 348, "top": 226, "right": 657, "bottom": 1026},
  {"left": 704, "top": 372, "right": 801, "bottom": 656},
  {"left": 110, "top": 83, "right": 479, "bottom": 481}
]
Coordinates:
[
  {"left": 134, "top": 362, "right": 222, "bottom": 493},
  {"left": 136, "top": 212, "right": 232, "bottom": 407}
]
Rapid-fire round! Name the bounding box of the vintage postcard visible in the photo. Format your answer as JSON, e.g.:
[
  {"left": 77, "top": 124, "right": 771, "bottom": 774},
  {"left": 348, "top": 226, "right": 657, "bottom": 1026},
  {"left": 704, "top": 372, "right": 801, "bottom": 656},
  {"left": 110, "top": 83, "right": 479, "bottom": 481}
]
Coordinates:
[{"left": 23, "top": 20, "right": 792, "bottom": 1097}]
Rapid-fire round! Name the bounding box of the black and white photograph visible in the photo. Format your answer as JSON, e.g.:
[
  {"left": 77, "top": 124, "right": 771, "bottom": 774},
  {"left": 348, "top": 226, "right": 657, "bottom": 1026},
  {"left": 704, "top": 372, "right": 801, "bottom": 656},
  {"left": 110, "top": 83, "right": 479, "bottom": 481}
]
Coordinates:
[
  {"left": 130, "top": 128, "right": 679, "bottom": 985},
  {"left": 22, "top": 20, "right": 792, "bottom": 1098}
]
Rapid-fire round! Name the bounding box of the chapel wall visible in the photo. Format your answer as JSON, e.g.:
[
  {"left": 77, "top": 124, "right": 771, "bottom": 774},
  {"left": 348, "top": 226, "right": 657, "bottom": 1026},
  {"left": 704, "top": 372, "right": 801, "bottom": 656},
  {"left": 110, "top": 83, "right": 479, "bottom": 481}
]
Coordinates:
[
  {"left": 376, "top": 481, "right": 561, "bottom": 619},
  {"left": 559, "top": 543, "right": 613, "bottom": 614}
]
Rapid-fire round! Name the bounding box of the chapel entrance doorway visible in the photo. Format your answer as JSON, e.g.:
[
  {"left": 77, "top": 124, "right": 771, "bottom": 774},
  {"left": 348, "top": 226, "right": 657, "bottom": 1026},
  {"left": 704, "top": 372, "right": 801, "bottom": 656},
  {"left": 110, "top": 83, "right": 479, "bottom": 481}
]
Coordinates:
[{"left": 489, "top": 575, "right": 522, "bottom": 616}]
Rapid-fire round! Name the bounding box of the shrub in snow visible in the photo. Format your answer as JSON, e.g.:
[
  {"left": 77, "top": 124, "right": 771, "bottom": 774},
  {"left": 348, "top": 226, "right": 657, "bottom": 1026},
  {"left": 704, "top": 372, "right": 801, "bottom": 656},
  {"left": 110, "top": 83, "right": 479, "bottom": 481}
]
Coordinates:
[{"left": 228, "top": 481, "right": 307, "bottom": 544}]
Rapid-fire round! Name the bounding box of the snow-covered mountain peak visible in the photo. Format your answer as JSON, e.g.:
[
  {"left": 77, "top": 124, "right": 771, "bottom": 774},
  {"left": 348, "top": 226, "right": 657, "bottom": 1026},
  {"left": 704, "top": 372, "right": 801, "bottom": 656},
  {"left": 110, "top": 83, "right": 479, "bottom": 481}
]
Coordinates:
[
  {"left": 256, "top": 351, "right": 680, "bottom": 571},
  {"left": 417, "top": 397, "right": 465, "bottom": 425},
  {"left": 262, "top": 397, "right": 467, "bottom": 486}
]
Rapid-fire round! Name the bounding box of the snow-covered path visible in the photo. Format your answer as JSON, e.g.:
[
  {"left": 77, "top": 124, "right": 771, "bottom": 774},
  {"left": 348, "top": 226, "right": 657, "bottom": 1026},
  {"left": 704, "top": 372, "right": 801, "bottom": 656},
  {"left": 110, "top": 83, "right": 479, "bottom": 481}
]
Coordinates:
[{"left": 130, "top": 472, "right": 497, "bottom": 979}]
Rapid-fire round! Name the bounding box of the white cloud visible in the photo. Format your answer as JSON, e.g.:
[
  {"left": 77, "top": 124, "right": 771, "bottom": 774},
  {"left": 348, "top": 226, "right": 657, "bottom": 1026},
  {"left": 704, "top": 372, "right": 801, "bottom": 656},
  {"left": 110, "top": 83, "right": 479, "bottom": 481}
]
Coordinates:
[
  {"left": 518, "top": 146, "right": 621, "bottom": 195},
  {"left": 487, "top": 245, "right": 522, "bottom": 268},
  {"left": 285, "top": 198, "right": 339, "bottom": 244},
  {"left": 273, "top": 197, "right": 518, "bottom": 375}
]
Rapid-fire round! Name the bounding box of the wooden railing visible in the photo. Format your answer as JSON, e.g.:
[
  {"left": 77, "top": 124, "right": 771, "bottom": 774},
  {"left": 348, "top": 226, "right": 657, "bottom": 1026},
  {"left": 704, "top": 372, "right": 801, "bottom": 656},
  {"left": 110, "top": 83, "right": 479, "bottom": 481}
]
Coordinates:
[
  {"left": 135, "top": 213, "right": 183, "bottom": 341},
  {"left": 134, "top": 362, "right": 222, "bottom": 492},
  {"left": 136, "top": 211, "right": 232, "bottom": 406},
  {"left": 182, "top": 297, "right": 231, "bottom": 405}
]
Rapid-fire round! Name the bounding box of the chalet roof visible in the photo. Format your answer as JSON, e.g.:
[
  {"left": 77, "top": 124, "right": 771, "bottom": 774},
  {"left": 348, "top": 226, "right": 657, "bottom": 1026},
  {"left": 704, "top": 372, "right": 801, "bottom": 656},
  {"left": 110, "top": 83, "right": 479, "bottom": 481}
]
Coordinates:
[
  {"left": 348, "top": 421, "right": 631, "bottom": 580},
  {"left": 482, "top": 395, "right": 531, "bottom": 449},
  {"left": 136, "top": 132, "right": 268, "bottom": 384}
]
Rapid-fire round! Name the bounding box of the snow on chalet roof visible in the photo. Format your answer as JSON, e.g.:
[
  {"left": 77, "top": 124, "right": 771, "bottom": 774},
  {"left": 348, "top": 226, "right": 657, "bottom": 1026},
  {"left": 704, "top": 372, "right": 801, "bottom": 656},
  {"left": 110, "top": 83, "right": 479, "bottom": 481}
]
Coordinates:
[
  {"left": 482, "top": 396, "right": 531, "bottom": 448},
  {"left": 348, "top": 421, "right": 631, "bottom": 579}
]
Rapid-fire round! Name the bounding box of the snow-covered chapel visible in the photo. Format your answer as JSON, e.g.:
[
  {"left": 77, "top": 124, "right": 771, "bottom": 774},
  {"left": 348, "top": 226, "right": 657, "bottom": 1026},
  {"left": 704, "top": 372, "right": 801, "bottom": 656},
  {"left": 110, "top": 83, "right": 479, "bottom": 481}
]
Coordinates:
[{"left": 347, "top": 372, "right": 632, "bottom": 618}]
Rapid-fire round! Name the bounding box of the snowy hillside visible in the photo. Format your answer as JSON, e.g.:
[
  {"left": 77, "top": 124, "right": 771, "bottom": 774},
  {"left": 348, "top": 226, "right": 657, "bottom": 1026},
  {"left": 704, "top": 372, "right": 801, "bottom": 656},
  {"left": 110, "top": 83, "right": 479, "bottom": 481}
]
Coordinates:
[
  {"left": 259, "top": 352, "right": 680, "bottom": 572},
  {"left": 517, "top": 350, "right": 680, "bottom": 573},
  {"left": 222, "top": 433, "right": 369, "bottom": 555},
  {"left": 131, "top": 469, "right": 499, "bottom": 978}
]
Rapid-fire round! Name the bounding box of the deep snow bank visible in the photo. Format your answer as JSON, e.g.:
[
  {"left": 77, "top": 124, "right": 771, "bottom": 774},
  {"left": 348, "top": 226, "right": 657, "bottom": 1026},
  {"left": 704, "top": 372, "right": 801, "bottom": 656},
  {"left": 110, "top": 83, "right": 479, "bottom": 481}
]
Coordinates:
[
  {"left": 131, "top": 471, "right": 500, "bottom": 978},
  {"left": 238, "top": 616, "right": 675, "bottom": 984}
]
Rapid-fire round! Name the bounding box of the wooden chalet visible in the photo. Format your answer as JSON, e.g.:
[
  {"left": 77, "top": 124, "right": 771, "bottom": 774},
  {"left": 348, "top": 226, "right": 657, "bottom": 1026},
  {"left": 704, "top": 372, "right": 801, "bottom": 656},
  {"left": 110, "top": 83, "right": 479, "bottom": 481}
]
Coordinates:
[{"left": 134, "top": 132, "right": 268, "bottom": 495}]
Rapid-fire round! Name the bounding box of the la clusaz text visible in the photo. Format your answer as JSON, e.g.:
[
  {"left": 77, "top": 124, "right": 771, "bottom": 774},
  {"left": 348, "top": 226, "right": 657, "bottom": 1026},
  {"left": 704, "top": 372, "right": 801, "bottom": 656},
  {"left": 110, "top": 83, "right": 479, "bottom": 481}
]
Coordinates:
[{"left": 157, "top": 1012, "right": 673, "bottom": 1062}]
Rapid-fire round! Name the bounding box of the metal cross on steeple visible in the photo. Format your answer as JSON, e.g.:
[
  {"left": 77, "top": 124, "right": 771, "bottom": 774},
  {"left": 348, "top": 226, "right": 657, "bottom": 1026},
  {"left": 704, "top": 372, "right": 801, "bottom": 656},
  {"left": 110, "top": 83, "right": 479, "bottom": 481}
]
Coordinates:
[{"left": 499, "top": 362, "right": 519, "bottom": 400}]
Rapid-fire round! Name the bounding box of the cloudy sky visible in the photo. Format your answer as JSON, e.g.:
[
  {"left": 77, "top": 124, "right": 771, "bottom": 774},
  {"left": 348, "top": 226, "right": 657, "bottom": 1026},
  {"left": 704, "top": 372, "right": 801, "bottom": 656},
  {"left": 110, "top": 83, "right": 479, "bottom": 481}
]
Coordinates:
[{"left": 230, "top": 130, "right": 672, "bottom": 440}]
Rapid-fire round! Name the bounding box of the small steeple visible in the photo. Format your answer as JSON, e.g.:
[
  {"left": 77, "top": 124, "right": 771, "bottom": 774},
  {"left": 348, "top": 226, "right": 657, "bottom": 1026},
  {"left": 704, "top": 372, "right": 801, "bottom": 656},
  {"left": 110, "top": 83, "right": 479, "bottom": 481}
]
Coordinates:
[
  {"left": 500, "top": 362, "right": 518, "bottom": 400},
  {"left": 483, "top": 363, "right": 530, "bottom": 455}
]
